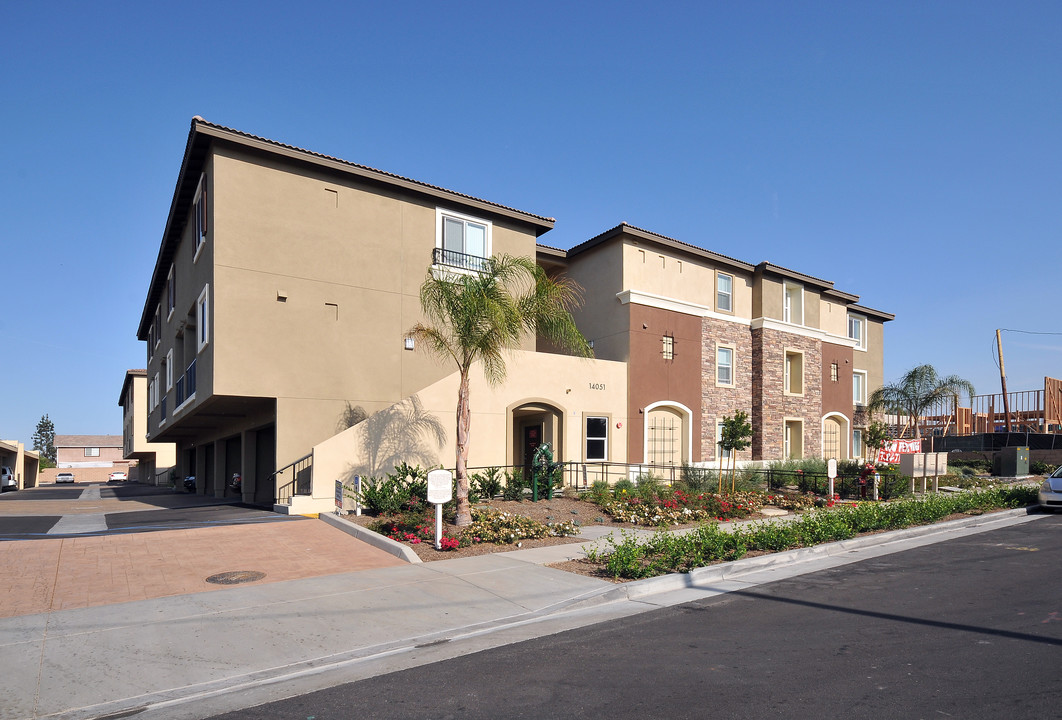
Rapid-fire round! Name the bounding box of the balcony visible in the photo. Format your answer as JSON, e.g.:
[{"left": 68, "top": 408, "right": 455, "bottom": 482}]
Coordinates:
[
  {"left": 432, "top": 247, "right": 488, "bottom": 273},
  {"left": 175, "top": 359, "right": 197, "bottom": 409}
]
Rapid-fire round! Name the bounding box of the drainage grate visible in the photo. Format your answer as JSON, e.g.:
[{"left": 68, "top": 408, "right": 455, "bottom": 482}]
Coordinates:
[{"left": 205, "top": 570, "right": 266, "bottom": 585}]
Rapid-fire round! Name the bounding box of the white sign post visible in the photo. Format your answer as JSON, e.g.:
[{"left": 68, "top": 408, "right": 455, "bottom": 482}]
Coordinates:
[
  {"left": 827, "top": 458, "right": 837, "bottom": 500},
  {"left": 426, "top": 469, "right": 453, "bottom": 550}
]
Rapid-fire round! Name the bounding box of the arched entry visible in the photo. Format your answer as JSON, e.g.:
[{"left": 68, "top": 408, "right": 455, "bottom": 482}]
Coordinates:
[
  {"left": 822, "top": 413, "right": 850, "bottom": 460},
  {"left": 643, "top": 401, "right": 692, "bottom": 466},
  {"left": 509, "top": 401, "right": 564, "bottom": 476}
]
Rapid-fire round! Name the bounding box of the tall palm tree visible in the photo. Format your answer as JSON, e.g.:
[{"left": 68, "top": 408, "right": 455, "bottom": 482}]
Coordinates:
[
  {"left": 409, "top": 255, "right": 592, "bottom": 526},
  {"left": 867, "top": 364, "right": 976, "bottom": 439}
]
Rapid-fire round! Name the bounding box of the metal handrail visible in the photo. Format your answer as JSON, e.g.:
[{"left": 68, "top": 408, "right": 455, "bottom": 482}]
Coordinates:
[{"left": 273, "top": 452, "right": 313, "bottom": 505}]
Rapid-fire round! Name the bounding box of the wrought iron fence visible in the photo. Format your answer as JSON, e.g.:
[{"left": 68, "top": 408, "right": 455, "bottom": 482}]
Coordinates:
[{"left": 274, "top": 452, "right": 313, "bottom": 504}]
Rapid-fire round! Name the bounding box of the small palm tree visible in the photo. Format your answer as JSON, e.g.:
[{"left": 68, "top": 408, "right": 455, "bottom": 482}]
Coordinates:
[
  {"left": 409, "top": 255, "right": 592, "bottom": 526},
  {"left": 868, "top": 364, "right": 975, "bottom": 439}
]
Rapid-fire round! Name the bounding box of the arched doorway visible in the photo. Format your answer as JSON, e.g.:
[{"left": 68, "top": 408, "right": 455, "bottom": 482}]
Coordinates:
[
  {"left": 509, "top": 401, "right": 564, "bottom": 476},
  {"left": 822, "top": 414, "right": 850, "bottom": 460},
  {"left": 643, "top": 402, "right": 692, "bottom": 467}
]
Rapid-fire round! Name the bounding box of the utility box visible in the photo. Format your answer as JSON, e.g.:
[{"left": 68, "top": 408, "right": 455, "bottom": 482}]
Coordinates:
[{"left": 996, "top": 446, "right": 1029, "bottom": 477}]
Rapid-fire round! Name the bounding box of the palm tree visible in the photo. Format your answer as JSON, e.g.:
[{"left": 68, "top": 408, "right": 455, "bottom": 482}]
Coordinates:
[
  {"left": 409, "top": 255, "right": 592, "bottom": 526},
  {"left": 867, "top": 364, "right": 975, "bottom": 439}
]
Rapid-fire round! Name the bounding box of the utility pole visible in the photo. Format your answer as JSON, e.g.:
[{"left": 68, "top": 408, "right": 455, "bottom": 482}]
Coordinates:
[{"left": 996, "top": 329, "right": 1012, "bottom": 432}]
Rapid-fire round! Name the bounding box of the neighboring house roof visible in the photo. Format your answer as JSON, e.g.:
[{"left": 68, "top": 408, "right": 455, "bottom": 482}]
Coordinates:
[
  {"left": 138, "top": 117, "right": 556, "bottom": 338},
  {"left": 565, "top": 223, "right": 756, "bottom": 274},
  {"left": 54, "top": 435, "right": 123, "bottom": 448},
  {"left": 119, "top": 369, "right": 147, "bottom": 407}
]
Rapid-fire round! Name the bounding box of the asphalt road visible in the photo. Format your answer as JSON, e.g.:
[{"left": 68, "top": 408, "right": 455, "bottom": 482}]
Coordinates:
[{"left": 209, "top": 513, "right": 1062, "bottom": 720}]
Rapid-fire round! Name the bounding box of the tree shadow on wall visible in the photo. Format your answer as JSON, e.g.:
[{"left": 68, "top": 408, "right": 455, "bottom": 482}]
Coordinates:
[{"left": 342, "top": 395, "right": 447, "bottom": 481}]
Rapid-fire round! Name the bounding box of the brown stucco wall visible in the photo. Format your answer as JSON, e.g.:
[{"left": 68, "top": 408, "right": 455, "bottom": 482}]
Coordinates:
[
  {"left": 627, "top": 304, "right": 703, "bottom": 463},
  {"left": 821, "top": 341, "right": 855, "bottom": 418}
]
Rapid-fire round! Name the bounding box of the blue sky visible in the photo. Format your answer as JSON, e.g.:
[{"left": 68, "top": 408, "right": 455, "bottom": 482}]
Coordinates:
[{"left": 2, "top": 1, "right": 1060, "bottom": 445}]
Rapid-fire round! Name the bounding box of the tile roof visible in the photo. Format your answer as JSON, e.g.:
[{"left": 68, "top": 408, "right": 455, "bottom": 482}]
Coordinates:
[{"left": 54, "top": 435, "right": 123, "bottom": 447}]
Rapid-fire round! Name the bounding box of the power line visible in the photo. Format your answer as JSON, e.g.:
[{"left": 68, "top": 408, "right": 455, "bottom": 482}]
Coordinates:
[{"left": 999, "top": 328, "right": 1062, "bottom": 336}]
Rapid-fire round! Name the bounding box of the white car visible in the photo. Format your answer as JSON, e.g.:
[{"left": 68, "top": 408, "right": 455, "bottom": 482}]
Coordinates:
[
  {"left": 1, "top": 466, "right": 15, "bottom": 492},
  {"left": 109, "top": 471, "right": 128, "bottom": 482},
  {"left": 55, "top": 472, "right": 75, "bottom": 484},
  {"left": 1037, "top": 466, "right": 1062, "bottom": 511}
]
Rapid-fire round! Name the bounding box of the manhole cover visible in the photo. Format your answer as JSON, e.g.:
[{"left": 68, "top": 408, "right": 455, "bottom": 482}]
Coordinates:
[{"left": 205, "top": 570, "right": 266, "bottom": 585}]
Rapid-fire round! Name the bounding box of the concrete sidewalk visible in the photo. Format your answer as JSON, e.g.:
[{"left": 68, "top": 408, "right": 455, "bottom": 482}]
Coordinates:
[{"left": 0, "top": 507, "right": 1046, "bottom": 720}]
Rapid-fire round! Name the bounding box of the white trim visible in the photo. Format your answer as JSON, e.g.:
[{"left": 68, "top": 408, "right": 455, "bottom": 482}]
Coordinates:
[
  {"left": 848, "top": 312, "right": 867, "bottom": 352},
  {"left": 165, "top": 349, "right": 173, "bottom": 391},
  {"left": 435, "top": 207, "right": 492, "bottom": 262},
  {"left": 616, "top": 289, "right": 751, "bottom": 325},
  {"left": 166, "top": 265, "right": 175, "bottom": 321},
  {"left": 821, "top": 412, "right": 851, "bottom": 460},
  {"left": 715, "top": 271, "right": 734, "bottom": 314},
  {"left": 751, "top": 317, "right": 859, "bottom": 347},
  {"left": 193, "top": 173, "right": 207, "bottom": 263},
  {"left": 642, "top": 400, "right": 694, "bottom": 466},
  {"left": 584, "top": 415, "right": 609, "bottom": 462},
  {"left": 783, "top": 281, "right": 804, "bottom": 326},
  {"left": 783, "top": 347, "right": 804, "bottom": 397},
  {"left": 853, "top": 369, "right": 868, "bottom": 406},
  {"left": 715, "top": 343, "right": 735, "bottom": 387},
  {"left": 197, "top": 285, "right": 210, "bottom": 352}
]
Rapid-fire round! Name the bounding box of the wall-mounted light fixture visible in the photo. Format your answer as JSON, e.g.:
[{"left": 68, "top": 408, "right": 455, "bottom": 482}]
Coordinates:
[
  {"left": 404, "top": 337, "right": 415, "bottom": 350},
  {"left": 588, "top": 340, "right": 595, "bottom": 349}
]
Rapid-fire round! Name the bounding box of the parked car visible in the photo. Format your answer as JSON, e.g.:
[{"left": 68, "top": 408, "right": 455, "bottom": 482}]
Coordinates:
[
  {"left": 108, "top": 471, "right": 128, "bottom": 482},
  {"left": 1037, "top": 466, "right": 1062, "bottom": 511},
  {"left": 1, "top": 466, "right": 15, "bottom": 492},
  {"left": 55, "top": 472, "right": 75, "bottom": 484}
]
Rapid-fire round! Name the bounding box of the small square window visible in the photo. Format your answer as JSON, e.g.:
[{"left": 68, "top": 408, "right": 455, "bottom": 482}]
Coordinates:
[{"left": 84, "top": 447, "right": 100, "bottom": 457}]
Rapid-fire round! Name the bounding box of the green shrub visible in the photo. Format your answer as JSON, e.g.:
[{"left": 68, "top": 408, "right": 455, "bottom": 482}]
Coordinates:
[
  {"left": 633, "top": 473, "right": 664, "bottom": 501},
  {"left": 472, "top": 467, "right": 504, "bottom": 500},
  {"left": 612, "top": 478, "right": 635, "bottom": 497},
  {"left": 1031, "top": 461, "right": 1057, "bottom": 476},
  {"left": 353, "top": 470, "right": 428, "bottom": 516},
  {"left": 502, "top": 468, "right": 525, "bottom": 501},
  {"left": 465, "top": 508, "right": 578, "bottom": 544},
  {"left": 680, "top": 463, "right": 717, "bottom": 494},
  {"left": 587, "top": 479, "right": 612, "bottom": 505}
]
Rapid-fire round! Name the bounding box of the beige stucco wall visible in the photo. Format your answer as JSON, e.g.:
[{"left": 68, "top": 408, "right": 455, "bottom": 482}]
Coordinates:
[
  {"left": 820, "top": 299, "right": 848, "bottom": 338},
  {"left": 311, "top": 350, "right": 628, "bottom": 500},
  {"left": 562, "top": 241, "right": 629, "bottom": 362},
  {"left": 124, "top": 374, "right": 176, "bottom": 467}
]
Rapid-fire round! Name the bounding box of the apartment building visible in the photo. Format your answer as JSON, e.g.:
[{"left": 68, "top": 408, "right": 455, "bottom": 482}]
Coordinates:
[
  {"left": 119, "top": 369, "right": 177, "bottom": 483},
  {"left": 139, "top": 118, "right": 890, "bottom": 511},
  {"left": 138, "top": 118, "right": 627, "bottom": 508},
  {"left": 540, "top": 224, "right": 893, "bottom": 466}
]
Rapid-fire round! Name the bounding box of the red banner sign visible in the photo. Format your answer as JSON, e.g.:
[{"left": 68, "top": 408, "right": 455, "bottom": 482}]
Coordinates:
[{"left": 877, "top": 439, "right": 921, "bottom": 464}]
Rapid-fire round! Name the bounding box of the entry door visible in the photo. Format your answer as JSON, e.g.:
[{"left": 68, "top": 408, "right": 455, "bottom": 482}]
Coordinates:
[
  {"left": 523, "top": 424, "right": 542, "bottom": 476},
  {"left": 647, "top": 407, "right": 682, "bottom": 466}
]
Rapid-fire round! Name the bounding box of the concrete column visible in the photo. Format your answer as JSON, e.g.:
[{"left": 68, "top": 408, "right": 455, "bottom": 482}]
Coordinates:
[
  {"left": 195, "top": 448, "right": 208, "bottom": 496},
  {"left": 213, "top": 440, "right": 226, "bottom": 498},
  {"left": 241, "top": 430, "right": 257, "bottom": 504}
]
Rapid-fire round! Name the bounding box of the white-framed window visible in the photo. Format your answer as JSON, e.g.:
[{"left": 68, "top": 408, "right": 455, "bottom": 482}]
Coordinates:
[
  {"left": 716, "top": 345, "right": 734, "bottom": 386},
  {"left": 852, "top": 428, "right": 864, "bottom": 459},
  {"left": 84, "top": 447, "right": 100, "bottom": 457},
  {"left": 197, "top": 285, "right": 210, "bottom": 351},
  {"left": 148, "top": 321, "right": 156, "bottom": 357},
  {"left": 166, "top": 265, "right": 175, "bottom": 319},
  {"left": 154, "top": 307, "right": 161, "bottom": 350},
  {"left": 716, "top": 272, "right": 733, "bottom": 313},
  {"left": 783, "top": 281, "right": 803, "bottom": 325},
  {"left": 784, "top": 349, "right": 804, "bottom": 395},
  {"left": 435, "top": 208, "right": 491, "bottom": 272},
  {"left": 153, "top": 373, "right": 160, "bottom": 410},
  {"left": 193, "top": 173, "right": 208, "bottom": 261},
  {"left": 853, "top": 370, "right": 867, "bottom": 406},
  {"left": 585, "top": 416, "right": 608, "bottom": 461},
  {"left": 848, "top": 313, "right": 866, "bottom": 351},
  {"left": 165, "top": 349, "right": 174, "bottom": 391},
  {"left": 662, "top": 334, "right": 675, "bottom": 360},
  {"left": 784, "top": 419, "right": 804, "bottom": 459}
]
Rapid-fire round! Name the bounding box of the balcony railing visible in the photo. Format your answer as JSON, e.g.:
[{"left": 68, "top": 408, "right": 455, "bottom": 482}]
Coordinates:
[
  {"left": 432, "top": 247, "right": 489, "bottom": 273},
  {"left": 175, "top": 359, "right": 197, "bottom": 408}
]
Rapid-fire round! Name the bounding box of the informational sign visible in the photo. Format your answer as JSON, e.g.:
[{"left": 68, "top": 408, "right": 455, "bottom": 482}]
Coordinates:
[
  {"left": 427, "top": 469, "right": 453, "bottom": 504},
  {"left": 877, "top": 439, "right": 921, "bottom": 464}
]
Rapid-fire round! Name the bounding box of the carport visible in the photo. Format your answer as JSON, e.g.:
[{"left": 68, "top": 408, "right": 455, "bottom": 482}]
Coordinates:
[{"left": 0, "top": 440, "right": 40, "bottom": 490}]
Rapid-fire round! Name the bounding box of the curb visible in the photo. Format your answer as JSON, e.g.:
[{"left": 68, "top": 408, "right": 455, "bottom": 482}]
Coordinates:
[
  {"left": 319, "top": 512, "right": 422, "bottom": 564},
  {"left": 562, "top": 506, "right": 1042, "bottom": 609}
]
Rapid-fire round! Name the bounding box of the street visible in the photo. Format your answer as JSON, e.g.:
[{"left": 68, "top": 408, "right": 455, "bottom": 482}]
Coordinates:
[{"left": 210, "top": 513, "right": 1062, "bottom": 720}]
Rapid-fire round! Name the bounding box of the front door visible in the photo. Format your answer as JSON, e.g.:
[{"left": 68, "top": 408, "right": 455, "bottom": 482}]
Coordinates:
[{"left": 523, "top": 424, "right": 542, "bottom": 479}]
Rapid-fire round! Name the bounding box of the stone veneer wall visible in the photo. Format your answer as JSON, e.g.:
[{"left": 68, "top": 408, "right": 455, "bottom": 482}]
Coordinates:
[
  {"left": 701, "top": 317, "right": 754, "bottom": 462},
  {"left": 752, "top": 327, "right": 822, "bottom": 459}
]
